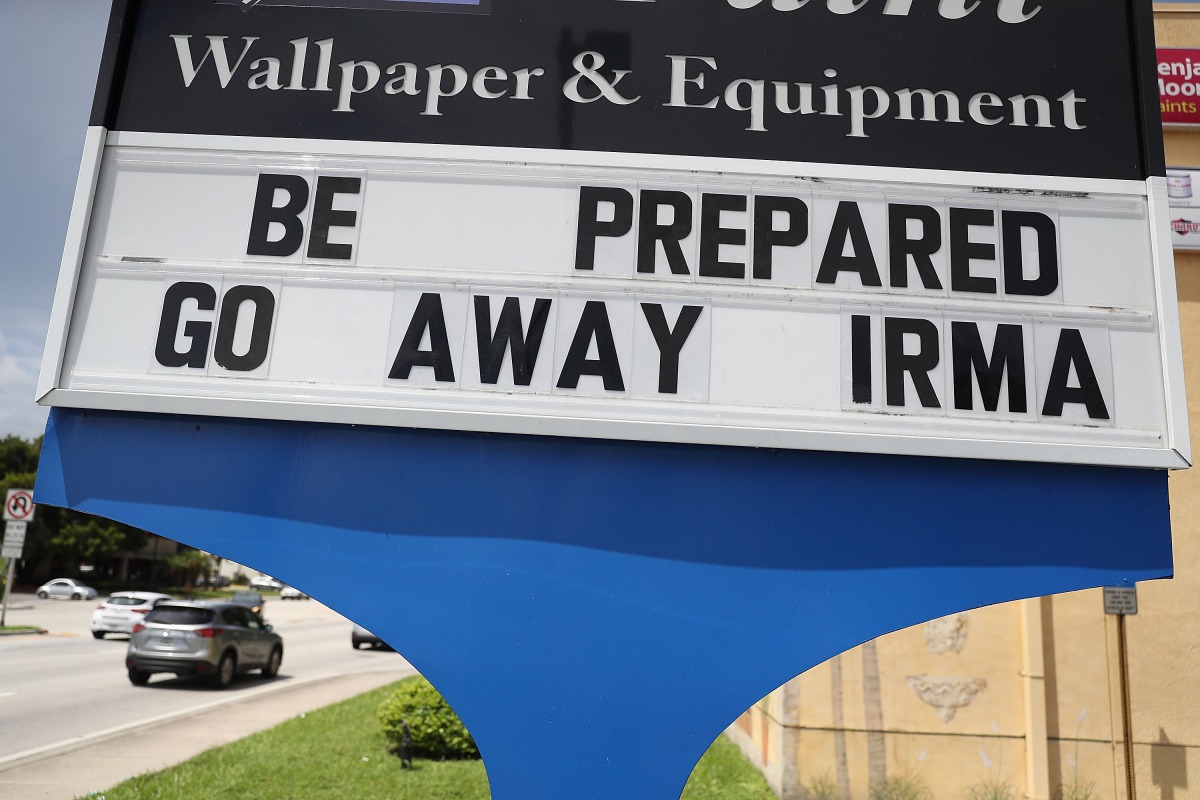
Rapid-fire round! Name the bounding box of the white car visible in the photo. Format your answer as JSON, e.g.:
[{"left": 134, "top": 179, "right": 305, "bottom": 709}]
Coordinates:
[
  {"left": 279, "top": 586, "right": 309, "bottom": 600},
  {"left": 35, "top": 578, "right": 98, "bottom": 601},
  {"left": 91, "top": 592, "right": 175, "bottom": 638},
  {"left": 249, "top": 576, "right": 283, "bottom": 591}
]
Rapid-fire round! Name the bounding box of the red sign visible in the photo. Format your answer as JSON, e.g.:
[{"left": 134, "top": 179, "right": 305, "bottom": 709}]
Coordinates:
[{"left": 1159, "top": 48, "right": 1200, "bottom": 124}]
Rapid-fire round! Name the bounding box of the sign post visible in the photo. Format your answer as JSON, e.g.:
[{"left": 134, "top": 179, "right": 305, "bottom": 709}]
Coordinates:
[
  {"left": 31, "top": 1, "right": 1184, "bottom": 796},
  {"left": 1, "top": 491, "right": 33, "bottom": 628},
  {"left": 1105, "top": 584, "right": 1139, "bottom": 800}
]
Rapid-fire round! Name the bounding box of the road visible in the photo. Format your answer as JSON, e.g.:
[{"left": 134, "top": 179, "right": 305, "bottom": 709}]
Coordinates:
[{"left": 0, "top": 592, "right": 413, "bottom": 763}]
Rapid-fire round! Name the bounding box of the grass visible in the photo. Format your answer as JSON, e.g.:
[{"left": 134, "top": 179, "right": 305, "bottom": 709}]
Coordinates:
[
  {"left": 0, "top": 625, "right": 41, "bottom": 633},
  {"left": 679, "top": 735, "right": 778, "bottom": 800},
  {"left": 84, "top": 678, "right": 775, "bottom": 800}
]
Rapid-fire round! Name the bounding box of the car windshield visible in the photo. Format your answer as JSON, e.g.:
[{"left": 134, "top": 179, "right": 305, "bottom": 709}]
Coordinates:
[{"left": 145, "top": 607, "right": 213, "bottom": 625}]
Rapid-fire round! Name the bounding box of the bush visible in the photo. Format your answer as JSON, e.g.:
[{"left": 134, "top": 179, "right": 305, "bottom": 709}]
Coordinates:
[{"left": 378, "top": 677, "right": 479, "bottom": 760}]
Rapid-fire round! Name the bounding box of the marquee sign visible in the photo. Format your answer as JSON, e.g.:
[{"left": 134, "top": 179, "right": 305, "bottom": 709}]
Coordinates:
[{"left": 38, "top": 0, "right": 1187, "bottom": 468}]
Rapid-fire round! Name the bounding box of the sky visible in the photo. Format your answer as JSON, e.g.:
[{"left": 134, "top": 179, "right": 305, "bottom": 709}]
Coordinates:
[{"left": 0, "top": 0, "right": 111, "bottom": 439}]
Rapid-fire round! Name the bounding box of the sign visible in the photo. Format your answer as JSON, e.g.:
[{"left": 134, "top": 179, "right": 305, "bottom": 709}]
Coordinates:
[
  {"left": 1, "top": 522, "right": 26, "bottom": 560},
  {"left": 3, "top": 490, "right": 34, "bottom": 523},
  {"left": 3, "top": 521, "right": 27, "bottom": 544},
  {"left": 1158, "top": 49, "right": 1200, "bottom": 125},
  {"left": 35, "top": 0, "right": 1188, "bottom": 469},
  {"left": 29, "top": 3, "right": 1178, "bottom": 798},
  {"left": 1166, "top": 165, "right": 1200, "bottom": 250},
  {"left": 1104, "top": 585, "right": 1139, "bottom": 615}
]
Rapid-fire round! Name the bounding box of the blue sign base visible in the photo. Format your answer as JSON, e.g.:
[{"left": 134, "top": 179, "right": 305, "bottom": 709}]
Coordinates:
[{"left": 35, "top": 408, "right": 1172, "bottom": 798}]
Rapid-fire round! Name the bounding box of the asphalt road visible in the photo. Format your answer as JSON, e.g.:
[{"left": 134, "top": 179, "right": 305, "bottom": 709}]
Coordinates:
[{"left": 0, "top": 592, "right": 412, "bottom": 763}]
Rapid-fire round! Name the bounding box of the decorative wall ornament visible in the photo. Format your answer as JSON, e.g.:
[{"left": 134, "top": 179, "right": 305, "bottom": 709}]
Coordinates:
[
  {"left": 905, "top": 675, "right": 988, "bottom": 722},
  {"left": 924, "top": 613, "right": 969, "bottom": 654}
]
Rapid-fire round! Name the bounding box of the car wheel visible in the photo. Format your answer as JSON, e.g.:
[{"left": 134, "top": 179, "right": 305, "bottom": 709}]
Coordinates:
[
  {"left": 71, "top": 593, "right": 81, "bottom": 600},
  {"left": 210, "top": 652, "right": 236, "bottom": 689},
  {"left": 352, "top": 639, "right": 363, "bottom": 650},
  {"left": 128, "top": 668, "right": 151, "bottom": 686},
  {"left": 37, "top": 591, "right": 47, "bottom": 599},
  {"left": 92, "top": 631, "right": 105, "bottom": 640},
  {"left": 261, "top": 647, "right": 283, "bottom": 679}
]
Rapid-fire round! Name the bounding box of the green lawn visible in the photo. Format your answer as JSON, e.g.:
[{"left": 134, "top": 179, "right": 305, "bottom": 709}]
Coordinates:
[{"left": 87, "top": 679, "right": 775, "bottom": 800}]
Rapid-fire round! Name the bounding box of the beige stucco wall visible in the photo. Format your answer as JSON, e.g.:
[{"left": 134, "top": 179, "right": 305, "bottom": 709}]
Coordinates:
[{"left": 723, "top": 11, "right": 1200, "bottom": 800}]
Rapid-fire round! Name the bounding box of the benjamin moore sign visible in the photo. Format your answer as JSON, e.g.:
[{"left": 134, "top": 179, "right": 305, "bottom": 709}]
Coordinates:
[{"left": 38, "top": 0, "right": 1188, "bottom": 468}]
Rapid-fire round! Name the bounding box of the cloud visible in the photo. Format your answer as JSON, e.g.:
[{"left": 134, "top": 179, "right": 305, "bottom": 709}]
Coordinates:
[
  {"left": 0, "top": 311, "right": 50, "bottom": 439},
  {"left": 0, "top": 2, "right": 110, "bottom": 441}
]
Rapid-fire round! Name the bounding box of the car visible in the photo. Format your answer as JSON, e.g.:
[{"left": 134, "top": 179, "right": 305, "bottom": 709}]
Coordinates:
[
  {"left": 230, "top": 590, "right": 265, "bottom": 614},
  {"left": 279, "top": 585, "right": 309, "bottom": 600},
  {"left": 35, "top": 578, "right": 98, "bottom": 601},
  {"left": 126, "top": 600, "right": 283, "bottom": 688},
  {"left": 91, "top": 591, "right": 175, "bottom": 638},
  {"left": 352, "top": 623, "right": 391, "bottom": 650},
  {"left": 248, "top": 576, "right": 282, "bottom": 591}
]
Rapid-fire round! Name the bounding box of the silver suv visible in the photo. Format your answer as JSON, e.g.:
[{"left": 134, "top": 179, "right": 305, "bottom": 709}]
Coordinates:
[{"left": 126, "top": 601, "right": 283, "bottom": 689}]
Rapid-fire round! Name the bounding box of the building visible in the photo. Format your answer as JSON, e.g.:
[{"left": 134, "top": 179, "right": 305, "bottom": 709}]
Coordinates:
[{"left": 725, "top": 6, "right": 1200, "bottom": 799}]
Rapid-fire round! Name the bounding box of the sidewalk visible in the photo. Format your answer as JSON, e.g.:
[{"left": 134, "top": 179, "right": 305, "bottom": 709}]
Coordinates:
[{"left": 0, "top": 667, "right": 414, "bottom": 800}]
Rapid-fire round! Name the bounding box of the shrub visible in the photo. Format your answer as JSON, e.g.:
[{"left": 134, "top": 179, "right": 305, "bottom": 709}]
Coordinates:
[
  {"left": 967, "top": 777, "right": 1016, "bottom": 800},
  {"left": 378, "top": 677, "right": 480, "bottom": 760},
  {"left": 871, "top": 775, "right": 934, "bottom": 800},
  {"left": 804, "top": 772, "right": 839, "bottom": 800}
]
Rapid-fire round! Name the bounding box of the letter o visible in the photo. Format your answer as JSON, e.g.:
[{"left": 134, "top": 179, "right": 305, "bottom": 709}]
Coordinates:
[{"left": 213, "top": 285, "right": 276, "bottom": 372}]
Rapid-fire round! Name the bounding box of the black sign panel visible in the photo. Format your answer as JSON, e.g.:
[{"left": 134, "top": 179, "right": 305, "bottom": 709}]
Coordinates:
[{"left": 94, "top": 0, "right": 1161, "bottom": 180}]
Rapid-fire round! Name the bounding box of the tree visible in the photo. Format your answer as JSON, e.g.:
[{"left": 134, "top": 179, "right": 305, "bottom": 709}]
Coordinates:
[
  {"left": 166, "top": 549, "right": 214, "bottom": 589},
  {"left": 48, "top": 516, "right": 149, "bottom": 566},
  {"left": 0, "top": 434, "right": 150, "bottom": 577},
  {"left": 0, "top": 434, "right": 39, "bottom": 476}
]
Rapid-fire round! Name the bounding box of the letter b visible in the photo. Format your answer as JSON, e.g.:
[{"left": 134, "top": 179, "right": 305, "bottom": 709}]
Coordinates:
[{"left": 247, "top": 173, "right": 310, "bottom": 257}]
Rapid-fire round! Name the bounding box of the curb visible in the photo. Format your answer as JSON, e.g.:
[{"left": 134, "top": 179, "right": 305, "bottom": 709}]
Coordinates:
[
  {"left": 0, "top": 667, "right": 410, "bottom": 772},
  {"left": 0, "top": 627, "right": 46, "bottom": 637}
]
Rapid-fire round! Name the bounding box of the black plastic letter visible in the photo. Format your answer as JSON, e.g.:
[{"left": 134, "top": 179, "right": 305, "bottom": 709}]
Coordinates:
[
  {"left": 307, "top": 176, "right": 362, "bottom": 260},
  {"left": 213, "top": 285, "right": 276, "bottom": 372},
  {"left": 816, "top": 202, "right": 882, "bottom": 287},
  {"left": 949, "top": 207, "right": 997, "bottom": 294},
  {"left": 389, "top": 293, "right": 456, "bottom": 382},
  {"left": 752, "top": 195, "right": 808, "bottom": 280},
  {"left": 556, "top": 301, "right": 625, "bottom": 391},
  {"left": 1041, "top": 328, "right": 1109, "bottom": 419},
  {"left": 888, "top": 204, "right": 943, "bottom": 290},
  {"left": 884, "top": 316, "right": 941, "bottom": 409},
  {"left": 850, "top": 314, "right": 872, "bottom": 404},
  {"left": 246, "top": 173, "right": 310, "bottom": 257},
  {"left": 951, "top": 321, "right": 1027, "bottom": 412},
  {"left": 637, "top": 191, "right": 693, "bottom": 275},
  {"left": 155, "top": 282, "right": 217, "bottom": 369},
  {"left": 1002, "top": 210, "right": 1059, "bottom": 297},
  {"left": 575, "top": 187, "right": 634, "bottom": 271},
  {"left": 698, "top": 194, "right": 747, "bottom": 279},
  {"left": 475, "top": 296, "right": 552, "bottom": 386},
  {"left": 640, "top": 304, "right": 703, "bottom": 394}
]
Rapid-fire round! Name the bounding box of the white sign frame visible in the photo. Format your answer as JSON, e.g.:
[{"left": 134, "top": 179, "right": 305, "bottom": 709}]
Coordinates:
[{"left": 37, "top": 130, "right": 1191, "bottom": 470}]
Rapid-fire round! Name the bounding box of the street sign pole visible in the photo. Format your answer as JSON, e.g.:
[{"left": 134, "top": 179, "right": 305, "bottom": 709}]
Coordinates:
[
  {"left": 1105, "top": 585, "right": 1139, "bottom": 800},
  {"left": 1117, "top": 614, "right": 1137, "bottom": 800},
  {"left": 0, "top": 557, "right": 15, "bottom": 628},
  {"left": 0, "top": 515, "right": 30, "bottom": 628}
]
